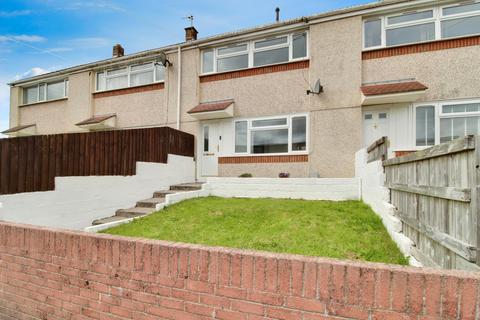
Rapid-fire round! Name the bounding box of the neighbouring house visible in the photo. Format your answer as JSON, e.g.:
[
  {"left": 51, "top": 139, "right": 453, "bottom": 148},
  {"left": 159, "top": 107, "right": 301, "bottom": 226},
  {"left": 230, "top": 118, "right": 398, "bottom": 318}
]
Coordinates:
[{"left": 4, "top": 0, "right": 480, "bottom": 179}]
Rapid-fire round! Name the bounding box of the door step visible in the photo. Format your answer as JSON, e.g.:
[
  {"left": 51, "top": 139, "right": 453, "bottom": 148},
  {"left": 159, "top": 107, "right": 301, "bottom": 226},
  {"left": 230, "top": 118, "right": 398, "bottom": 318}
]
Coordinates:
[
  {"left": 136, "top": 197, "right": 167, "bottom": 208},
  {"left": 170, "top": 183, "right": 203, "bottom": 191}
]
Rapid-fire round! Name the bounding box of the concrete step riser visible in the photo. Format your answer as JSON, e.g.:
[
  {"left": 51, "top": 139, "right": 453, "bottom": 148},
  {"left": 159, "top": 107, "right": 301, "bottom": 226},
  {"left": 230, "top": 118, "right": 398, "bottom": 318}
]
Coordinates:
[
  {"left": 136, "top": 202, "right": 157, "bottom": 208},
  {"left": 115, "top": 211, "right": 149, "bottom": 218},
  {"left": 170, "top": 186, "right": 201, "bottom": 191}
]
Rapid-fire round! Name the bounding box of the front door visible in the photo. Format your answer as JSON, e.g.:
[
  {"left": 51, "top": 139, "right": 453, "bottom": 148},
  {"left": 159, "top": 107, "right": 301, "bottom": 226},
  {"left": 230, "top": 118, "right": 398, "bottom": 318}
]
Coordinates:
[
  {"left": 201, "top": 122, "right": 221, "bottom": 176},
  {"left": 363, "top": 110, "right": 389, "bottom": 147}
]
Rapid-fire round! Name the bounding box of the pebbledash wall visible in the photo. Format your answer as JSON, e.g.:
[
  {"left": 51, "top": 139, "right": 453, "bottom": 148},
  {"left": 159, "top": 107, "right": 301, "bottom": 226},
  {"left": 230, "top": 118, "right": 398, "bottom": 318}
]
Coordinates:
[{"left": 1, "top": 222, "right": 479, "bottom": 320}]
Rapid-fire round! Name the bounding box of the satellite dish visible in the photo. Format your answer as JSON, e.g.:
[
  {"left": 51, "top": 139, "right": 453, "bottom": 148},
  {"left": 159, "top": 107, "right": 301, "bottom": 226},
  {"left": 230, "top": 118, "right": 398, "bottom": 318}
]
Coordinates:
[
  {"left": 157, "top": 51, "right": 172, "bottom": 67},
  {"left": 307, "top": 79, "right": 324, "bottom": 95}
]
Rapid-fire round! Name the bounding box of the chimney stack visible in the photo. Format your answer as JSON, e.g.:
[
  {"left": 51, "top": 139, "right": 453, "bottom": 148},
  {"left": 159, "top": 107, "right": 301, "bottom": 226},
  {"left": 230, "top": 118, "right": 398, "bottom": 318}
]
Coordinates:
[
  {"left": 112, "top": 44, "right": 124, "bottom": 58},
  {"left": 275, "top": 7, "right": 280, "bottom": 22},
  {"left": 185, "top": 26, "right": 198, "bottom": 41}
]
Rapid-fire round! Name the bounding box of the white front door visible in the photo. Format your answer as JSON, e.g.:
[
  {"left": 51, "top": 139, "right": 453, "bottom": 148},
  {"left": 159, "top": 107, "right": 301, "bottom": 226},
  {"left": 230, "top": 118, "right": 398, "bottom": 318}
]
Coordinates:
[
  {"left": 363, "top": 110, "right": 389, "bottom": 147},
  {"left": 201, "top": 122, "right": 221, "bottom": 176}
]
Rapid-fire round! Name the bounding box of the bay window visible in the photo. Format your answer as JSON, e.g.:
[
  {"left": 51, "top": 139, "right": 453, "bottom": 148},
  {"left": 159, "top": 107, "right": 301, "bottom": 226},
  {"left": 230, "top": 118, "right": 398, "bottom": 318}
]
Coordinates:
[
  {"left": 363, "top": 1, "right": 480, "bottom": 49},
  {"left": 22, "top": 79, "right": 68, "bottom": 105},
  {"left": 415, "top": 100, "right": 480, "bottom": 147},
  {"left": 201, "top": 31, "right": 308, "bottom": 74},
  {"left": 234, "top": 114, "right": 307, "bottom": 155},
  {"left": 96, "top": 61, "right": 165, "bottom": 92}
]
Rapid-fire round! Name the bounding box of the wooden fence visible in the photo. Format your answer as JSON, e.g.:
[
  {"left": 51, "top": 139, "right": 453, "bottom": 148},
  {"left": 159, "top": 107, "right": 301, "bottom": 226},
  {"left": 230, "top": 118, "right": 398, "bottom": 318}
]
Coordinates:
[
  {"left": 367, "top": 136, "right": 388, "bottom": 163},
  {"left": 0, "top": 127, "right": 194, "bottom": 195},
  {"left": 383, "top": 135, "right": 479, "bottom": 271}
]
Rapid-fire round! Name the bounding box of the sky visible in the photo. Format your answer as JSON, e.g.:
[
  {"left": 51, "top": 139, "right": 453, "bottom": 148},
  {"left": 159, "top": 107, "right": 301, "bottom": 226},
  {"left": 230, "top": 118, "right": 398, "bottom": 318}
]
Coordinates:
[{"left": 0, "top": 0, "right": 372, "bottom": 134}]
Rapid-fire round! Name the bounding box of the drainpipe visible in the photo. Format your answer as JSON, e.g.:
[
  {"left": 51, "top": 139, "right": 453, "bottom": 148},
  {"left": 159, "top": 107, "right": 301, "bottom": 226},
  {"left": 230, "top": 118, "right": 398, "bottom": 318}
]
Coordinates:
[{"left": 176, "top": 46, "right": 182, "bottom": 130}]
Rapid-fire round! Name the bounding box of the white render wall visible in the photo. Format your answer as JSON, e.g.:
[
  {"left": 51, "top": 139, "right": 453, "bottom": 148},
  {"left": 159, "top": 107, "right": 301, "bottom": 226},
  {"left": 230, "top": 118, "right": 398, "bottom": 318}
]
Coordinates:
[
  {"left": 355, "top": 148, "right": 420, "bottom": 266},
  {"left": 0, "top": 155, "right": 195, "bottom": 231},
  {"left": 205, "top": 177, "right": 360, "bottom": 201}
]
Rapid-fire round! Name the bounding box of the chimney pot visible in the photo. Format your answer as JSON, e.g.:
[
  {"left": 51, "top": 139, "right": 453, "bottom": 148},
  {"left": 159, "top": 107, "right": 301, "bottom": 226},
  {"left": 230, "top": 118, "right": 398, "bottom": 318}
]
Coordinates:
[
  {"left": 185, "top": 26, "right": 198, "bottom": 42},
  {"left": 112, "top": 44, "right": 124, "bottom": 58}
]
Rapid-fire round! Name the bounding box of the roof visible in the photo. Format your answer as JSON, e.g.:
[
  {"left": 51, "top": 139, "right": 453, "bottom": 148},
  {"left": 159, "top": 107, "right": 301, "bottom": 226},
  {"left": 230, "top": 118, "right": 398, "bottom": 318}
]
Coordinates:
[
  {"left": 75, "top": 114, "right": 116, "bottom": 126},
  {"left": 2, "top": 124, "right": 36, "bottom": 134},
  {"left": 187, "top": 100, "right": 234, "bottom": 114},
  {"left": 9, "top": 0, "right": 420, "bottom": 86},
  {"left": 360, "top": 81, "right": 428, "bottom": 96}
]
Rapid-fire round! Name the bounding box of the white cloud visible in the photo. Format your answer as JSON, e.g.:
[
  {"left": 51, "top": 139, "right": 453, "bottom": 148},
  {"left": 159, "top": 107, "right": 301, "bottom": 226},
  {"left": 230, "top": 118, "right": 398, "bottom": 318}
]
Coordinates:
[
  {"left": 15, "top": 67, "right": 51, "bottom": 81},
  {"left": 0, "top": 10, "right": 32, "bottom": 17},
  {"left": 66, "top": 37, "right": 110, "bottom": 49},
  {"left": 43, "top": 47, "right": 73, "bottom": 53},
  {"left": 0, "top": 35, "right": 46, "bottom": 43},
  {"left": 52, "top": 1, "right": 125, "bottom": 12}
]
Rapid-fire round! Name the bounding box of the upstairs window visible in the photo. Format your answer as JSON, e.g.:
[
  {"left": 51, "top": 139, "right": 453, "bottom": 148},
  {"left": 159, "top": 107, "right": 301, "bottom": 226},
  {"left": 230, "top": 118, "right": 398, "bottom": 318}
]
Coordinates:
[
  {"left": 96, "top": 61, "right": 165, "bottom": 92},
  {"left": 363, "top": 1, "right": 480, "bottom": 49},
  {"left": 22, "top": 79, "right": 68, "bottom": 105},
  {"left": 201, "top": 31, "right": 308, "bottom": 74}
]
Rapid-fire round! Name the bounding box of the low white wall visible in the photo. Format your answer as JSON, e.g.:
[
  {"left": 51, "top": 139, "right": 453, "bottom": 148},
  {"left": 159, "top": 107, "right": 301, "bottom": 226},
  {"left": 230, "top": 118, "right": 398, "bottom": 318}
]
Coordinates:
[
  {"left": 205, "top": 177, "right": 360, "bottom": 201},
  {"left": 0, "top": 155, "right": 195, "bottom": 230},
  {"left": 355, "top": 148, "right": 420, "bottom": 266}
]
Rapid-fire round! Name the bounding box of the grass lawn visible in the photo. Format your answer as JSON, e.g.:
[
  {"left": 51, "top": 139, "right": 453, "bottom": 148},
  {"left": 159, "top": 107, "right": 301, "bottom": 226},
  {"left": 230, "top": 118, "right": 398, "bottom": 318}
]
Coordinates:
[{"left": 103, "top": 197, "right": 408, "bottom": 265}]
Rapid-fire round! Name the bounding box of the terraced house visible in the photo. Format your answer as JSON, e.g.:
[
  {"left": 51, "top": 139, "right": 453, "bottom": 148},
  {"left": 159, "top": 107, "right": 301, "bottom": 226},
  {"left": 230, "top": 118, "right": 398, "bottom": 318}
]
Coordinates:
[{"left": 4, "top": 0, "right": 480, "bottom": 179}]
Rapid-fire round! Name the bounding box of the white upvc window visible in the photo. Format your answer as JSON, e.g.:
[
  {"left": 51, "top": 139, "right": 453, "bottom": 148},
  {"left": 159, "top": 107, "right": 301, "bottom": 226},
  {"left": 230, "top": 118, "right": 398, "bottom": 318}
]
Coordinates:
[
  {"left": 363, "top": 0, "right": 480, "bottom": 50},
  {"left": 95, "top": 61, "right": 166, "bottom": 92},
  {"left": 234, "top": 114, "right": 308, "bottom": 155},
  {"left": 414, "top": 99, "right": 480, "bottom": 147},
  {"left": 201, "top": 31, "right": 308, "bottom": 74},
  {"left": 22, "top": 79, "right": 69, "bottom": 105}
]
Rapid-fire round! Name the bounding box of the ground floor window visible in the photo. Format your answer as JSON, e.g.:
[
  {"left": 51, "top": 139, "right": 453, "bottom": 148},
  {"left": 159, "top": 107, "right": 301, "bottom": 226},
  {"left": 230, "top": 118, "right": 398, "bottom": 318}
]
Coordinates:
[
  {"left": 234, "top": 114, "right": 308, "bottom": 155},
  {"left": 415, "top": 99, "right": 480, "bottom": 147}
]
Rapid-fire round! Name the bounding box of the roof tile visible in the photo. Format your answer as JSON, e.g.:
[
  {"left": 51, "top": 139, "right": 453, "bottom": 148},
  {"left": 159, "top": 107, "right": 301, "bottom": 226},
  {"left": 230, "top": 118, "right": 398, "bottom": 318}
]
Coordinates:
[
  {"left": 361, "top": 81, "right": 428, "bottom": 96},
  {"left": 187, "top": 100, "right": 234, "bottom": 114}
]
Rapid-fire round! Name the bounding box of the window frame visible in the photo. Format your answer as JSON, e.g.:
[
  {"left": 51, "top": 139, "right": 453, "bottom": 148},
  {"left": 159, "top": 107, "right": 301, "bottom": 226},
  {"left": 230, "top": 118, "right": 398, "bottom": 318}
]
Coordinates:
[
  {"left": 413, "top": 98, "right": 480, "bottom": 148},
  {"left": 22, "top": 78, "right": 69, "bottom": 105},
  {"left": 363, "top": 0, "right": 480, "bottom": 50},
  {"left": 95, "top": 61, "right": 165, "bottom": 93},
  {"left": 201, "top": 30, "right": 309, "bottom": 75},
  {"left": 233, "top": 113, "right": 309, "bottom": 156}
]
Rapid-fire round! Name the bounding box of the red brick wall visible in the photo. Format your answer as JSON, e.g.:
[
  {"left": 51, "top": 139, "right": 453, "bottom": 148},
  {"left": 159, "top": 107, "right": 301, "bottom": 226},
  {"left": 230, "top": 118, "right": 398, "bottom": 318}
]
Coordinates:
[{"left": 0, "top": 222, "right": 479, "bottom": 320}]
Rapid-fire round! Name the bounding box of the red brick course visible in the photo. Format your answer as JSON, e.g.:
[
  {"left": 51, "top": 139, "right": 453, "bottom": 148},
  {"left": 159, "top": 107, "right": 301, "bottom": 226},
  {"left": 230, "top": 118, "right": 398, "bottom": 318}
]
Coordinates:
[
  {"left": 199, "top": 60, "right": 309, "bottom": 83},
  {"left": 219, "top": 154, "right": 308, "bottom": 164},
  {"left": 93, "top": 82, "right": 165, "bottom": 98},
  {"left": 362, "top": 35, "right": 480, "bottom": 60},
  {"left": 0, "top": 221, "right": 479, "bottom": 320}
]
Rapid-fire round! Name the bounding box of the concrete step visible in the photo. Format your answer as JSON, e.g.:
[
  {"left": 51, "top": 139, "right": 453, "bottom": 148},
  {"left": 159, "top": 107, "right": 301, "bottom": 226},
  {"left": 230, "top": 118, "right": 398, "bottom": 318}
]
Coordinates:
[
  {"left": 92, "top": 215, "right": 129, "bottom": 226},
  {"left": 170, "top": 182, "right": 203, "bottom": 191},
  {"left": 115, "top": 207, "right": 154, "bottom": 218},
  {"left": 153, "top": 190, "right": 177, "bottom": 198},
  {"left": 136, "top": 197, "right": 165, "bottom": 208}
]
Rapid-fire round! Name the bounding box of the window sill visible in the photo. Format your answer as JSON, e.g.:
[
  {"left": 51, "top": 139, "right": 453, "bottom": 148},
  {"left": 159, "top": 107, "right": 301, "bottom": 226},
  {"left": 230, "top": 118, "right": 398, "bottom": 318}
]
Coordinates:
[
  {"left": 93, "top": 82, "right": 165, "bottom": 98},
  {"left": 19, "top": 97, "right": 68, "bottom": 108},
  {"left": 199, "top": 59, "right": 310, "bottom": 83},
  {"left": 362, "top": 35, "right": 480, "bottom": 60}
]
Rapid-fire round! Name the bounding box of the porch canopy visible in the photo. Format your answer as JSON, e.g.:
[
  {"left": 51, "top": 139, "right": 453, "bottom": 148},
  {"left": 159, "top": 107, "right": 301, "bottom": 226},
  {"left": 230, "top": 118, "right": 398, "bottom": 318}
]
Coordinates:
[
  {"left": 187, "top": 99, "right": 234, "bottom": 120},
  {"left": 1, "top": 123, "right": 36, "bottom": 137},
  {"left": 361, "top": 80, "right": 428, "bottom": 106},
  {"left": 75, "top": 113, "right": 117, "bottom": 130}
]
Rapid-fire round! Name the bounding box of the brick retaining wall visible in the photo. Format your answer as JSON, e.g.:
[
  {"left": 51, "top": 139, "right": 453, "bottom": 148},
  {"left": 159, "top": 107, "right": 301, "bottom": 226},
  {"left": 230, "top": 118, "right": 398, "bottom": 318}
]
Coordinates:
[{"left": 0, "top": 222, "right": 479, "bottom": 320}]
